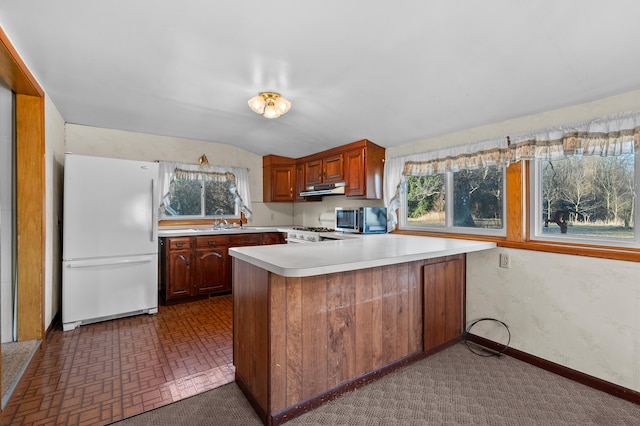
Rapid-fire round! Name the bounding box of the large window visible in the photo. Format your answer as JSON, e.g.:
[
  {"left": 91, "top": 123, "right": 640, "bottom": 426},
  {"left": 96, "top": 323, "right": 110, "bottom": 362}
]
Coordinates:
[
  {"left": 164, "top": 179, "right": 237, "bottom": 217},
  {"left": 403, "top": 165, "right": 505, "bottom": 235},
  {"left": 532, "top": 153, "right": 638, "bottom": 245},
  {"left": 387, "top": 111, "right": 640, "bottom": 258},
  {"left": 159, "top": 162, "right": 252, "bottom": 220}
]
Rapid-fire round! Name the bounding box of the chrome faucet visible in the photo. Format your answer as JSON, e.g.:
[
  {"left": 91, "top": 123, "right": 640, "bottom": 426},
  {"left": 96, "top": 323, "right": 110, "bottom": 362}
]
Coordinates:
[{"left": 214, "top": 208, "right": 229, "bottom": 229}]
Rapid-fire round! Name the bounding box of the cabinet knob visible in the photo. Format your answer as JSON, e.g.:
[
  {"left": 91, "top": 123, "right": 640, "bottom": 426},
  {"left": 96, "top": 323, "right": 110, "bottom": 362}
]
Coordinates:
[{"left": 208, "top": 240, "right": 216, "bottom": 246}]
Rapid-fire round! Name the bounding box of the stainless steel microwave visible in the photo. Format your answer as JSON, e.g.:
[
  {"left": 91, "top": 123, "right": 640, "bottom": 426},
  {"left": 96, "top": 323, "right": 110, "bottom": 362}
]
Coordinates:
[{"left": 335, "top": 207, "right": 387, "bottom": 234}]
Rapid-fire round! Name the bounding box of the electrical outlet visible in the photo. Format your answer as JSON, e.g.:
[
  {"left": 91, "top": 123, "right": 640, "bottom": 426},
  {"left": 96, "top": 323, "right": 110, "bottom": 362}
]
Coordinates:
[{"left": 499, "top": 253, "right": 510, "bottom": 269}]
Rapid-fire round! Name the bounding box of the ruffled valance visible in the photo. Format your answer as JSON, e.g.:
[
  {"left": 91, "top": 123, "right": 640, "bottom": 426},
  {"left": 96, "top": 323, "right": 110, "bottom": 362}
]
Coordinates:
[
  {"left": 384, "top": 110, "right": 640, "bottom": 231},
  {"left": 159, "top": 161, "right": 252, "bottom": 218},
  {"left": 174, "top": 168, "right": 236, "bottom": 183}
]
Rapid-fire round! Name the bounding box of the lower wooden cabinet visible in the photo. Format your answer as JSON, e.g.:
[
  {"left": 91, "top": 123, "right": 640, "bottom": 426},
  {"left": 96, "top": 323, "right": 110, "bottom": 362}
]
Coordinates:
[
  {"left": 423, "top": 254, "right": 465, "bottom": 352},
  {"left": 194, "top": 246, "right": 228, "bottom": 295},
  {"left": 260, "top": 232, "right": 286, "bottom": 245},
  {"left": 160, "top": 232, "right": 286, "bottom": 303},
  {"left": 162, "top": 237, "right": 192, "bottom": 299}
]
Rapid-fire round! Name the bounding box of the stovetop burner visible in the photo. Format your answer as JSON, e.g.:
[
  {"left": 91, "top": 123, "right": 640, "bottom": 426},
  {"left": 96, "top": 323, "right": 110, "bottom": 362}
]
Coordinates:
[{"left": 292, "top": 226, "right": 334, "bottom": 232}]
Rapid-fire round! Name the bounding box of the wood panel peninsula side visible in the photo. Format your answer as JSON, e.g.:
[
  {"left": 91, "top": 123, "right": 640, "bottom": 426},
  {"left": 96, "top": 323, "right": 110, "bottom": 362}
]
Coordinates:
[{"left": 229, "top": 235, "right": 496, "bottom": 426}]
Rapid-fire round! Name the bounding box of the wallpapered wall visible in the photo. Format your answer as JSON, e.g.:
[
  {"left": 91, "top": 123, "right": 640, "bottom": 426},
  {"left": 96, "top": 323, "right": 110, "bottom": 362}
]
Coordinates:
[
  {"left": 467, "top": 248, "right": 639, "bottom": 392},
  {"left": 386, "top": 89, "right": 640, "bottom": 393}
]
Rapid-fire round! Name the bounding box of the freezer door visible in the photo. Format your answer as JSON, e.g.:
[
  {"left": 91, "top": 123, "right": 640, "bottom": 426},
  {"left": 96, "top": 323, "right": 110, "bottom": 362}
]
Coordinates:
[
  {"left": 62, "top": 255, "right": 158, "bottom": 330},
  {"left": 63, "top": 154, "right": 159, "bottom": 260}
]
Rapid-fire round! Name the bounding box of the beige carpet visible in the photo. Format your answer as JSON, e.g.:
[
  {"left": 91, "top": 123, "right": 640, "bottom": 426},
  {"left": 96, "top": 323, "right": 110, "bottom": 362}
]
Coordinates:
[
  {"left": 2, "top": 339, "right": 40, "bottom": 409},
  {"left": 111, "top": 343, "right": 640, "bottom": 425}
]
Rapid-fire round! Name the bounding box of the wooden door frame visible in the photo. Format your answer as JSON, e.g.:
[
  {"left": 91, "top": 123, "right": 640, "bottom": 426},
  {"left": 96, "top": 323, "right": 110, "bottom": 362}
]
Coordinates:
[{"left": 0, "top": 26, "right": 46, "bottom": 343}]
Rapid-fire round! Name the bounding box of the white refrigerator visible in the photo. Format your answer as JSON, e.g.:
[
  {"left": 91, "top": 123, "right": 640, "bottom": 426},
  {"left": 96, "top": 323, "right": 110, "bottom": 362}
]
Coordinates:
[{"left": 62, "top": 154, "right": 159, "bottom": 331}]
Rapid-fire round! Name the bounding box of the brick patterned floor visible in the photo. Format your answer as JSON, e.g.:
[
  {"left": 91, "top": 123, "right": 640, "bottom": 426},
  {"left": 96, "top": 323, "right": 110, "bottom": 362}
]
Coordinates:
[{"left": 0, "top": 295, "right": 234, "bottom": 426}]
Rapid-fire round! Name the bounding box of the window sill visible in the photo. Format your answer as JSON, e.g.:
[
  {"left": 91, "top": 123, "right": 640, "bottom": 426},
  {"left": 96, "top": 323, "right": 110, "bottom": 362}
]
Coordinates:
[
  {"left": 158, "top": 217, "right": 246, "bottom": 227},
  {"left": 393, "top": 229, "right": 640, "bottom": 263}
]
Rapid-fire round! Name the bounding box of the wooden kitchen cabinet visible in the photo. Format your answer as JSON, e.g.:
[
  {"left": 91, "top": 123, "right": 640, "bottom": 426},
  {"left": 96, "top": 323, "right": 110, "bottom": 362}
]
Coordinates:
[
  {"left": 260, "top": 232, "right": 286, "bottom": 245},
  {"left": 295, "top": 162, "right": 306, "bottom": 202},
  {"left": 160, "top": 232, "right": 287, "bottom": 303},
  {"left": 193, "top": 235, "right": 231, "bottom": 295},
  {"left": 271, "top": 165, "right": 296, "bottom": 201},
  {"left": 304, "top": 159, "right": 323, "bottom": 187},
  {"left": 263, "top": 139, "right": 385, "bottom": 202},
  {"left": 262, "top": 155, "right": 296, "bottom": 202},
  {"left": 160, "top": 237, "right": 192, "bottom": 300},
  {"left": 343, "top": 141, "right": 385, "bottom": 199},
  {"left": 224, "top": 233, "right": 261, "bottom": 293},
  {"left": 304, "top": 153, "right": 344, "bottom": 187},
  {"left": 343, "top": 147, "right": 366, "bottom": 197},
  {"left": 423, "top": 254, "right": 465, "bottom": 353}
]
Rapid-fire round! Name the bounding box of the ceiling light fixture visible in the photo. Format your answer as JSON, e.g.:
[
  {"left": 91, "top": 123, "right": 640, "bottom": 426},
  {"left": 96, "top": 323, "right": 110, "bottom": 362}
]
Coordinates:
[{"left": 248, "top": 92, "right": 291, "bottom": 119}]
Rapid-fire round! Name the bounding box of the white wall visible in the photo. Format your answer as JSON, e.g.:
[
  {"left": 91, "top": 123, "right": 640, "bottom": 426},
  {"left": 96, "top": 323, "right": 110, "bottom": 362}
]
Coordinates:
[
  {"left": 467, "top": 248, "right": 639, "bottom": 392},
  {"left": 44, "top": 94, "right": 65, "bottom": 331},
  {"left": 387, "top": 89, "right": 640, "bottom": 393},
  {"left": 64, "top": 124, "right": 294, "bottom": 227}
]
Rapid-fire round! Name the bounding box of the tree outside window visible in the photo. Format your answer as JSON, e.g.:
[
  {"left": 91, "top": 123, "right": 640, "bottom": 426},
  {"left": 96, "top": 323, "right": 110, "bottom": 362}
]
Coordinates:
[
  {"left": 405, "top": 165, "right": 504, "bottom": 234},
  {"left": 165, "top": 179, "right": 237, "bottom": 218},
  {"left": 539, "top": 155, "right": 635, "bottom": 239}
]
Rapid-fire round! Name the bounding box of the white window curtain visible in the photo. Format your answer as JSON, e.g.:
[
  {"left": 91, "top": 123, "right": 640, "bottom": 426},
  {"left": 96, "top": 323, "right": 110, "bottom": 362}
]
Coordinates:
[
  {"left": 384, "top": 110, "right": 640, "bottom": 231},
  {"left": 384, "top": 136, "right": 508, "bottom": 231},
  {"left": 158, "top": 161, "right": 252, "bottom": 218}
]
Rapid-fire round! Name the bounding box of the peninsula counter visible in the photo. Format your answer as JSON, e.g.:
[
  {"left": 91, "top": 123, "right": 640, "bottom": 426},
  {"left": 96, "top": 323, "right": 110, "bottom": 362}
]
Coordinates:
[{"left": 229, "top": 235, "right": 495, "bottom": 425}]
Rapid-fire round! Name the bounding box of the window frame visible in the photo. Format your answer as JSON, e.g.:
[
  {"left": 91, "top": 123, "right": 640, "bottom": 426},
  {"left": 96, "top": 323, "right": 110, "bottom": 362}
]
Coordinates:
[
  {"left": 528, "top": 153, "right": 639, "bottom": 249},
  {"left": 393, "top": 159, "right": 640, "bottom": 263},
  {"left": 160, "top": 177, "right": 241, "bottom": 221},
  {"left": 399, "top": 165, "right": 507, "bottom": 238}
]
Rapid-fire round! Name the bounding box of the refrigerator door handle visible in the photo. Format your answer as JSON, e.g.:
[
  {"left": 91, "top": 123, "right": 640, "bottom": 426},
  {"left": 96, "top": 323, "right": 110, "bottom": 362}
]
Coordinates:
[
  {"left": 151, "top": 178, "right": 158, "bottom": 242},
  {"left": 66, "top": 256, "right": 154, "bottom": 268}
]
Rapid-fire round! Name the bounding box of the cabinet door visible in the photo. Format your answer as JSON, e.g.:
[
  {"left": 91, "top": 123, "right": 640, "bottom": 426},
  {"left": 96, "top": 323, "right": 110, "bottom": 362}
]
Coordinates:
[
  {"left": 193, "top": 247, "right": 228, "bottom": 294},
  {"left": 271, "top": 165, "right": 295, "bottom": 202},
  {"left": 423, "top": 256, "right": 465, "bottom": 352},
  {"left": 167, "top": 249, "right": 191, "bottom": 299},
  {"left": 260, "top": 232, "right": 286, "bottom": 245},
  {"left": 295, "top": 163, "right": 306, "bottom": 201},
  {"left": 230, "top": 234, "right": 261, "bottom": 247},
  {"left": 323, "top": 153, "right": 344, "bottom": 183},
  {"left": 305, "top": 160, "right": 323, "bottom": 187},
  {"left": 344, "top": 148, "right": 366, "bottom": 197}
]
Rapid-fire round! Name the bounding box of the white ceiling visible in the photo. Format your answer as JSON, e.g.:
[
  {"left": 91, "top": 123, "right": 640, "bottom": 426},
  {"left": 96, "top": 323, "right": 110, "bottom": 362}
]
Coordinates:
[{"left": 1, "top": 1, "right": 639, "bottom": 158}]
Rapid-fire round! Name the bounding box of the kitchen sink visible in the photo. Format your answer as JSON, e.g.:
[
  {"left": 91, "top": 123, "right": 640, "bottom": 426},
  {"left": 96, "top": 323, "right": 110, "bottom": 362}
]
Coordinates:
[
  {"left": 158, "top": 228, "right": 200, "bottom": 234},
  {"left": 158, "top": 226, "right": 279, "bottom": 236}
]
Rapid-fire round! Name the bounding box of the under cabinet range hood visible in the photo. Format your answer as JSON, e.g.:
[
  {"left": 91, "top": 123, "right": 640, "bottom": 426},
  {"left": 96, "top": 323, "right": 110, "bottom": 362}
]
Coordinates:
[{"left": 300, "top": 182, "right": 346, "bottom": 197}]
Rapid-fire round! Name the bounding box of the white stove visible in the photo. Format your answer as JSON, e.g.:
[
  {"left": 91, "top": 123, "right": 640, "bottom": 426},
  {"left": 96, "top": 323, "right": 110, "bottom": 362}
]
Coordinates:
[
  {"left": 286, "top": 227, "right": 334, "bottom": 243},
  {"left": 286, "top": 227, "right": 362, "bottom": 243}
]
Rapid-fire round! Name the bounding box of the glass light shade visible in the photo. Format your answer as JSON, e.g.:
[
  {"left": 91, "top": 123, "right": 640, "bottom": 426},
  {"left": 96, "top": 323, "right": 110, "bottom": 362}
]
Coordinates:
[
  {"left": 248, "top": 92, "right": 291, "bottom": 118},
  {"left": 274, "top": 97, "right": 291, "bottom": 115},
  {"left": 248, "top": 95, "right": 266, "bottom": 114},
  {"left": 263, "top": 102, "right": 280, "bottom": 119}
]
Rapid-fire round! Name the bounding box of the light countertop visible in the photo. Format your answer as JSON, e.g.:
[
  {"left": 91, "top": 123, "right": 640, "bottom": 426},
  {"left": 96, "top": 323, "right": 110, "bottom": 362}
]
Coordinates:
[
  {"left": 158, "top": 226, "right": 285, "bottom": 237},
  {"left": 228, "top": 234, "right": 496, "bottom": 277}
]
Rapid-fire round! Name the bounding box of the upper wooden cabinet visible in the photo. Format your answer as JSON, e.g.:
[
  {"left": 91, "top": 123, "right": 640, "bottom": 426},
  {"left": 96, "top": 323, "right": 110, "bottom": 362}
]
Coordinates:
[
  {"left": 304, "top": 153, "right": 344, "bottom": 187},
  {"left": 263, "top": 155, "right": 296, "bottom": 202},
  {"left": 295, "top": 162, "right": 307, "bottom": 202},
  {"left": 263, "top": 139, "right": 385, "bottom": 202}
]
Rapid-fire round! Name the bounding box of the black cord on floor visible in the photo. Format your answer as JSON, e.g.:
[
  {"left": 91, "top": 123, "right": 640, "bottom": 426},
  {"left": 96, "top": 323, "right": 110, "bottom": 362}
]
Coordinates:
[{"left": 464, "top": 318, "right": 510, "bottom": 357}]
